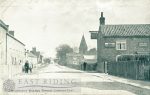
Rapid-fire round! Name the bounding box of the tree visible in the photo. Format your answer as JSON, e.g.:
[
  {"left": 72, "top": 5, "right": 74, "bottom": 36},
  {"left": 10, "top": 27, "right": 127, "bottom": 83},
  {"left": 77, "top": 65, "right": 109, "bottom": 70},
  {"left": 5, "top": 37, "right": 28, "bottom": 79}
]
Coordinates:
[
  {"left": 43, "top": 58, "right": 51, "bottom": 64},
  {"left": 73, "top": 46, "right": 79, "bottom": 53},
  {"left": 56, "top": 44, "right": 73, "bottom": 65}
]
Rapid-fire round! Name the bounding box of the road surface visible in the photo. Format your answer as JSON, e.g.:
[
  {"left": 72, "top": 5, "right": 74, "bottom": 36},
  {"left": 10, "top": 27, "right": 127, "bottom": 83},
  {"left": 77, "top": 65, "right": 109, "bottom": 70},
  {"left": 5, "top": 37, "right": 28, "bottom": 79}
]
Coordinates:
[{"left": 3, "top": 63, "right": 150, "bottom": 95}]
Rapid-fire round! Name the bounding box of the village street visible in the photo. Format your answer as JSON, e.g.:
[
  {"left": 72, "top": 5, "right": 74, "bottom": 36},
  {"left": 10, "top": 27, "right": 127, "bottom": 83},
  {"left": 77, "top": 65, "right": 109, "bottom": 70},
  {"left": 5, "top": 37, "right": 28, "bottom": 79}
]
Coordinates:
[
  {"left": 0, "top": 0, "right": 150, "bottom": 95},
  {"left": 8, "top": 63, "right": 149, "bottom": 95}
]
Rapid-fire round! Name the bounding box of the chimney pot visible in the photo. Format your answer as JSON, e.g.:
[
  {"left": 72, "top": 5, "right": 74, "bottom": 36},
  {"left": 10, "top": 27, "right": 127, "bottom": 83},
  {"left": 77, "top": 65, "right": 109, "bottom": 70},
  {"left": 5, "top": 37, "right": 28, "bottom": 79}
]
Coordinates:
[
  {"left": 32, "top": 47, "right": 36, "bottom": 52},
  {"left": 99, "top": 12, "right": 105, "bottom": 25},
  {"left": 101, "top": 12, "right": 103, "bottom": 17}
]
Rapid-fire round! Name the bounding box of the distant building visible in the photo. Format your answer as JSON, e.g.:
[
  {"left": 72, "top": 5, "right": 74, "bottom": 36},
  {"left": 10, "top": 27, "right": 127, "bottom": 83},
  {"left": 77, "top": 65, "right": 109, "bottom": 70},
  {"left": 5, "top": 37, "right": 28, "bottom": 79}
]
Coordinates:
[
  {"left": 83, "top": 55, "right": 97, "bottom": 64},
  {"left": 66, "top": 53, "right": 97, "bottom": 70},
  {"left": 66, "top": 53, "right": 83, "bottom": 65},
  {"left": 87, "top": 48, "right": 97, "bottom": 55},
  {"left": 90, "top": 12, "right": 150, "bottom": 72},
  {"left": 30, "top": 47, "right": 43, "bottom": 63},
  {"left": 43, "top": 57, "right": 51, "bottom": 64},
  {"left": 26, "top": 51, "right": 38, "bottom": 68},
  {"left": 66, "top": 33, "right": 97, "bottom": 70},
  {"left": 79, "top": 35, "right": 88, "bottom": 54}
]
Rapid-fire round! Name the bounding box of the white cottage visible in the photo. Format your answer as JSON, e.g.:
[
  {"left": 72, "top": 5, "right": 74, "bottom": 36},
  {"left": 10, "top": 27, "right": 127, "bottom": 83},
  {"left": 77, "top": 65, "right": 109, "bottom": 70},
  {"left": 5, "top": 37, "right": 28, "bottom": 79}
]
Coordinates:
[{"left": 0, "top": 20, "right": 25, "bottom": 78}]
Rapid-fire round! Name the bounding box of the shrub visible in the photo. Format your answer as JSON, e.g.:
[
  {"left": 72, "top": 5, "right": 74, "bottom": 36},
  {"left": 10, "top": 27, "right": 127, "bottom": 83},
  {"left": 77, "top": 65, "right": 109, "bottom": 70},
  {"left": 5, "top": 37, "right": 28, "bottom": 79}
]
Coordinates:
[{"left": 117, "top": 54, "right": 150, "bottom": 62}]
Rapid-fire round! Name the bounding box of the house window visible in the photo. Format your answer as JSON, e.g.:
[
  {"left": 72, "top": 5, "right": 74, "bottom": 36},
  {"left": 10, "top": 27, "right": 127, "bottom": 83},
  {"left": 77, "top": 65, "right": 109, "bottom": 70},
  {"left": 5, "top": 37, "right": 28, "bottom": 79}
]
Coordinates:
[
  {"left": 105, "top": 43, "right": 115, "bottom": 48},
  {"left": 139, "top": 42, "right": 147, "bottom": 47},
  {"left": 116, "top": 40, "right": 126, "bottom": 50}
]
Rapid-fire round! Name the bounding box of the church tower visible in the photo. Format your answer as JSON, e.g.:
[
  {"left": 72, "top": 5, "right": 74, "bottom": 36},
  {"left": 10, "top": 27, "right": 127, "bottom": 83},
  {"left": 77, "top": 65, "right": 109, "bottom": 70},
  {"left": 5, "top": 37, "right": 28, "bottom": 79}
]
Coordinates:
[{"left": 79, "top": 35, "right": 88, "bottom": 54}]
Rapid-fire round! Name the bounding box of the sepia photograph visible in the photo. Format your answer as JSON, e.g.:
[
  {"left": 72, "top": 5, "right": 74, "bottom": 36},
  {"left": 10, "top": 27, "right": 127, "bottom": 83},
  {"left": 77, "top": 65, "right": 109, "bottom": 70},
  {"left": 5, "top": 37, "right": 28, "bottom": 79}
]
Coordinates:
[{"left": 0, "top": 0, "right": 150, "bottom": 95}]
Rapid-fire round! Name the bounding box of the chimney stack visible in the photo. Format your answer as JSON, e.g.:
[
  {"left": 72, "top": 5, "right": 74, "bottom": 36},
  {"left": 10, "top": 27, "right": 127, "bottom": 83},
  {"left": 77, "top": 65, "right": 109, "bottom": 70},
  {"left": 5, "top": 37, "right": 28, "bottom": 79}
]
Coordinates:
[
  {"left": 99, "top": 12, "right": 105, "bottom": 25},
  {"left": 9, "top": 31, "right": 14, "bottom": 36},
  {"left": 32, "top": 47, "right": 36, "bottom": 54}
]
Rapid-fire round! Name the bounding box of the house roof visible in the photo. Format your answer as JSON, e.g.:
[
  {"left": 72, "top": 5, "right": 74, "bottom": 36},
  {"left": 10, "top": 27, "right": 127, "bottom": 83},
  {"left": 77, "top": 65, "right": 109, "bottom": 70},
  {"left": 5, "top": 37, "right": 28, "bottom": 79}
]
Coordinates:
[
  {"left": 7, "top": 33, "right": 25, "bottom": 46},
  {"left": 30, "top": 50, "right": 41, "bottom": 57},
  {"left": 101, "top": 24, "right": 150, "bottom": 37},
  {"left": 0, "top": 20, "right": 8, "bottom": 30},
  {"left": 36, "top": 52, "right": 40, "bottom": 57},
  {"left": 28, "top": 52, "right": 37, "bottom": 58},
  {"left": 83, "top": 55, "right": 97, "bottom": 64},
  {"left": 66, "top": 53, "right": 82, "bottom": 57},
  {"left": 83, "top": 55, "right": 97, "bottom": 60}
]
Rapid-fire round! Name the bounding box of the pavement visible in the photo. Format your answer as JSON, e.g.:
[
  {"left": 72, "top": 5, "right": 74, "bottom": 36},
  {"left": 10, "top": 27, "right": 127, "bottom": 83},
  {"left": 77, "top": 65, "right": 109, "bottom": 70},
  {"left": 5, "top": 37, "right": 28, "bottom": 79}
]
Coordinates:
[
  {"left": 90, "top": 73, "right": 150, "bottom": 90},
  {"left": 53, "top": 64, "right": 150, "bottom": 90}
]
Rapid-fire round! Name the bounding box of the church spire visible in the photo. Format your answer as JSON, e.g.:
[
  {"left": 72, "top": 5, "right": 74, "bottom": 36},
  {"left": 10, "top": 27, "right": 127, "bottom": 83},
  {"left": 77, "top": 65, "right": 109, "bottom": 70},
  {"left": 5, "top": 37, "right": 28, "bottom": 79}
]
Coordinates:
[{"left": 79, "top": 35, "right": 88, "bottom": 54}]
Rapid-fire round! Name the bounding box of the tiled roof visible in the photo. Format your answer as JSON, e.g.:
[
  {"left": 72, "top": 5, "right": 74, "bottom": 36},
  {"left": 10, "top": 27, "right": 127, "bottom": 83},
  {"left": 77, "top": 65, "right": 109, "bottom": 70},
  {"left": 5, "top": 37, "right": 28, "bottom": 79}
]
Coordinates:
[
  {"left": 83, "top": 55, "right": 97, "bottom": 64},
  {"left": 28, "top": 52, "right": 37, "bottom": 58},
  {"left": 83, "top": 55, "right": 97, "bottom": 60},
  {"left": 67, "top": 53, "right": 82, "bottom": 57},
  {"left": 0, "top": 20, "right": 8, "bottom": 30},
  {"left": 7, "top": 33, "right": 25, "bottom": 46},
  {"left": 101, "top": 24, "right": 150, "bottom": 37}
]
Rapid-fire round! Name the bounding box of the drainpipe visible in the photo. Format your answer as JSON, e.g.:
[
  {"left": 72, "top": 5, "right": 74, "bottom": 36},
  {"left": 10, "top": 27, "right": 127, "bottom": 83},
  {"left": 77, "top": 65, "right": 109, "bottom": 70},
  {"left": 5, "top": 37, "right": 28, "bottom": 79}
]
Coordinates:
[{"left": 6, "top": 32, "right": 7, "bottom": 65}]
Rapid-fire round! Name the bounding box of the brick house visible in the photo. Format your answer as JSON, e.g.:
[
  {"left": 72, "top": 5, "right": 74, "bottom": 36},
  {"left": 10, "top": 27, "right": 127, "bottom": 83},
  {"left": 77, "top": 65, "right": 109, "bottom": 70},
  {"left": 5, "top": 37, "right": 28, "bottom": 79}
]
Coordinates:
[{"left": 90, "top": 12, "right": 150, "bottom": 73}]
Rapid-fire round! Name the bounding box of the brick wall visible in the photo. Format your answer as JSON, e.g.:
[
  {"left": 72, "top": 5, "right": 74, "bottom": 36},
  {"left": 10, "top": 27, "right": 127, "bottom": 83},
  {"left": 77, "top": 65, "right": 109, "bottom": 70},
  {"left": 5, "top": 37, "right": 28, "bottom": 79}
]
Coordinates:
[{"left": 97, "top": 36, "right": 150, "bottom": 72}]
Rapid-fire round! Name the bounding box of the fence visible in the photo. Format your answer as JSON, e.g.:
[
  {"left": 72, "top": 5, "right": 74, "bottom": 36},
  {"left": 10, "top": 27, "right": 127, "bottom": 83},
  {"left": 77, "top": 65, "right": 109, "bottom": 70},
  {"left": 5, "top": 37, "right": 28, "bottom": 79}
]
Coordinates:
[{"left": 107, "top": 61, "right": 150, "bottom": 80}]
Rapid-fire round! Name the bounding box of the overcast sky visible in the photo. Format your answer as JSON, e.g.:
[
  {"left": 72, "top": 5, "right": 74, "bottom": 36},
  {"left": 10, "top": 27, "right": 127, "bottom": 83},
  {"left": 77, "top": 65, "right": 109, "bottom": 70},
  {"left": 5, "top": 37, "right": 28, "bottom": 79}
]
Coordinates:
[{"left": 0, "top": 0, "right": 150, "bottom": 57}]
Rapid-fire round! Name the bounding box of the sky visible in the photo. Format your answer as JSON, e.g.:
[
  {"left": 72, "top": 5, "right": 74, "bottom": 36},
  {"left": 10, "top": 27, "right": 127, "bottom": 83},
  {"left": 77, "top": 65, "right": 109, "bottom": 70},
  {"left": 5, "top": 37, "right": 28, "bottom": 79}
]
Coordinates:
[{"left": 0, "top": 0, "right": 150, "bottom": 57}]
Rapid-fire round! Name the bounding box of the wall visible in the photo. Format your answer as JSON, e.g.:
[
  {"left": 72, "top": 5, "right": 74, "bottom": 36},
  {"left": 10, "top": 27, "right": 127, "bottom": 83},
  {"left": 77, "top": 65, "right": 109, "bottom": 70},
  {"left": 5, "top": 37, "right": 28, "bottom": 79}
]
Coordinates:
[
  {"left": 66, "top": 53, "right": 97, "bottom": 71},
  {"left": 97, "top": 36, "right": 150, "bottom": 72},
  {"left": 66, "top": 53, "right": 83, "bottom": 69},
  {"left": 0, "top": 26, "right": 7, "bottom": 65},
  {"left": 7, "top": 34, "right": 25, "bottom": 65},
  {"left": 101, "top": 37, "right": 150, "bottom": 61},
  {"left": 0, "top": 24, "right": 7, "bottom": 78},
  {"left": 28, "top": 57, "right": 37, "bottom": 68},
  {"left": 7, "top": 34, "right": 25, "bottom": 78},
  {"left": 26, "top": 52, "right": 38, "bottom": 68},
  {"left": 66, "top": 54, "right": 83, "bottom": 65},
  {"left": 0, "top": 20, "right": 26, "bottom": 78}
]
